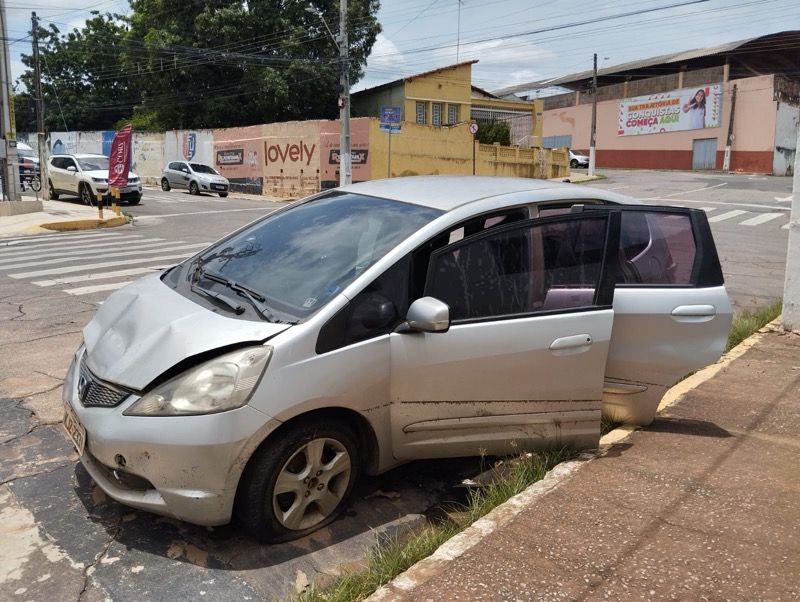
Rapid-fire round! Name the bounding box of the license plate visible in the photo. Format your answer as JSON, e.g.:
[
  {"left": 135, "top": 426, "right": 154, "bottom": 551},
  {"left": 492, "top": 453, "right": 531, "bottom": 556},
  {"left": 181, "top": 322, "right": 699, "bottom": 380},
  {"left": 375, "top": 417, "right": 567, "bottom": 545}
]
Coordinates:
[
  {"left": 63, "top": 401, "right": 86, "bottom": 456},
  {"left": 211, "top": 184, "right": 225, "bottom": 191}
]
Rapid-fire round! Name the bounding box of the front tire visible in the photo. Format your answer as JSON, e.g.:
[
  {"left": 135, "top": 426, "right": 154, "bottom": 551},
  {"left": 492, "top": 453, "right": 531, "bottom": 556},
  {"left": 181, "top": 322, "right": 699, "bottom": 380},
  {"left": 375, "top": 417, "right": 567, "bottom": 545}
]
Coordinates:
[
  {"left": 161, "top": 178, "right": 171, "bottom": 191},
  {"left": 570, "top": 159, "right": 579, "bottom": 168},
  {"left": 48, "top": 180, "right": 58, "bottom": 200},
  {"left": 79, "top": 183, "right": 94, "bottom": 206},
  {"left": 189, "top": 181, "right": 199, "bottom": 195},
  {"left": 127, "top": 194, "right": 141, "bottom": 205},
  {"left": 219, "top": 192, "right": 228, "bottom": 198},
  {"left": 236, "top": 418, "right": 359, "bottom": 543}
]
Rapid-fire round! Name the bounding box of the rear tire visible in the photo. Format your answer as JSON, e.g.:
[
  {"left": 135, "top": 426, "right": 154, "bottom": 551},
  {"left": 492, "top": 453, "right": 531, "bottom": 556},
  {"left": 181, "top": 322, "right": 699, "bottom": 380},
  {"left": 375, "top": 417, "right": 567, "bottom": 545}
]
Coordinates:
[
  {"left": 235, "top": 418, "right": 360, "bottom": 543},
  {"left": 48, "top": 180, "right": 59, "bottom": 200},
  {"left": 189, "top": 181, "right": 199, "bottom": 195},
  {"left": 161, "top": 178, "right": 170, "bottom": 191}
]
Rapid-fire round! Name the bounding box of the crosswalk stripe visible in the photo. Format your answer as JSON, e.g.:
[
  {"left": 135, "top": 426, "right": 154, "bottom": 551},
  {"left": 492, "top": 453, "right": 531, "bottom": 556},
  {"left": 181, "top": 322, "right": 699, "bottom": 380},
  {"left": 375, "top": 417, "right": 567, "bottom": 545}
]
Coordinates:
[
  {"left": 0, "top": 238, "right": 170, "bottom": 264},
  {"left": 699, "top": 207, "right": 717, "bottom": 212},
  {"left": 65, "top": 281, "right": 137, "bottom": 296},
  {"left": 784, "top": 222, "right": 792, "bottom": 230},
  {"left": 0, "top": 229, "right": 131, "bottom": 244},
  {"left": 707, "top": 209, "right": 747, "bottom": 223},
  {"left": 9, "top": 252, "right": 199, "bottom": 279},
  {"left": 0, "top": 233, "right": 142, "bottom": 252},
  {"left": 738, "top": 212, "right": 784, "bottom": 227},
  {"left": 33, "top": 266, "right": 167, "bottom": 287},
  {"left": 0, "top": 242, "right": 208, "bottom": 271}
]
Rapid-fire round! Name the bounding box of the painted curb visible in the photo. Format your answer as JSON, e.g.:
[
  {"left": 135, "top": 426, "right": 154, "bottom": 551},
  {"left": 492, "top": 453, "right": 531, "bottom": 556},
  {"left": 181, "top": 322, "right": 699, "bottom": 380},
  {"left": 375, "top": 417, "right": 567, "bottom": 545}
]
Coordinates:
[
  {"left": 39, "top": 216, "right": 126, "bottom": 231},
  {"left": 365, "top": 319, "right": 780, "bottom": 601}
]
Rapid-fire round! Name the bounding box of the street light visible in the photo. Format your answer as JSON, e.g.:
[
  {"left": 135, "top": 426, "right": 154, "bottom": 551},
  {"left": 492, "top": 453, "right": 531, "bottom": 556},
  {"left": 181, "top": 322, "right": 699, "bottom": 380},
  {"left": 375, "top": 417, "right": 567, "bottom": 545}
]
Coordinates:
[{"left": 306, "top": 3, "right": 351, "bottom": 186}]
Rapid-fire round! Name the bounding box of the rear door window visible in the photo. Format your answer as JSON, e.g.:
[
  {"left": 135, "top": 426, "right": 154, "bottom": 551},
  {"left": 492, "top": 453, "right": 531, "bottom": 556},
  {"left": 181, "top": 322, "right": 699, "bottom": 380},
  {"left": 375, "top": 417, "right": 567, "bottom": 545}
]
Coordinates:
[{"left": 618, "top": 211, "right": 696, "bottom": 285}]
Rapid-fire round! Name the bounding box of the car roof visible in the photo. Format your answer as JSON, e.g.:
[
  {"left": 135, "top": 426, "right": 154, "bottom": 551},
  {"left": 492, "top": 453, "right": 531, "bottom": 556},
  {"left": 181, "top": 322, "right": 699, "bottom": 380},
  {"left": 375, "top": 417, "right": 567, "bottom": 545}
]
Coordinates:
[
  {"left": 51, "top": 153, "right": 106, "bottom": 159},
  {"left": 339, "top": 175, "right": 635, "bottom": 211}
]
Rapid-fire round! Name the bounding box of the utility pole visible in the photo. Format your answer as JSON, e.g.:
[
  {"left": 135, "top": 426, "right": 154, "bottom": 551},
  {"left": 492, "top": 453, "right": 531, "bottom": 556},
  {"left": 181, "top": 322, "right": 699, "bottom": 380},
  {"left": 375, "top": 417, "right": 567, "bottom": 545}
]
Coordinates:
[
  {"left": 781, "top": 123, "right": 800, "bottom": 332},
  {"left": 339, "top": 0, "right": 351, "bottom": 186},
  {"left": 32, "top": 11, "right": 47, "bottom": 200},
  {"left": 722, "top": 84, "right": 737, "bottom": 172},
  {"left": 588, "top": 52, "right": 597, "bottom": 177},
  {"left": 0, "top": 0, "right": 21, "bottom": 201}
]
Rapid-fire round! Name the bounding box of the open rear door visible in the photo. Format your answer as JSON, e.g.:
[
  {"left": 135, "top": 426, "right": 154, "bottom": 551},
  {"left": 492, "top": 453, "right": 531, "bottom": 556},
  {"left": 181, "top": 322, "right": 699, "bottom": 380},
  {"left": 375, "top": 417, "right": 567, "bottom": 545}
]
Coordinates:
[{"left": 587, "top": 205, "right": 732, "bottom": 425}]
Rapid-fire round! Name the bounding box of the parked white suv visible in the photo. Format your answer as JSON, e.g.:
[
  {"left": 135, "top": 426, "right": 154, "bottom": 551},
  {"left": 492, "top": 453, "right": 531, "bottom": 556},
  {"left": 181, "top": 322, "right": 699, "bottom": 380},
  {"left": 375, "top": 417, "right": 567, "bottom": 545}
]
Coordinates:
[{"left": 48, "top": 154, "right": 143, "bottom": 205}]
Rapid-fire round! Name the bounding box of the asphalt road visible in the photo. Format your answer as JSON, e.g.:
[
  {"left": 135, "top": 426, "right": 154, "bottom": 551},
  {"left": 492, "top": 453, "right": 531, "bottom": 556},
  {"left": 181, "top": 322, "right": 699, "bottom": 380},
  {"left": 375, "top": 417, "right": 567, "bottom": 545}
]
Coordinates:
[{"left": 0, "top": 172, "right": 793, "bottom": 600}]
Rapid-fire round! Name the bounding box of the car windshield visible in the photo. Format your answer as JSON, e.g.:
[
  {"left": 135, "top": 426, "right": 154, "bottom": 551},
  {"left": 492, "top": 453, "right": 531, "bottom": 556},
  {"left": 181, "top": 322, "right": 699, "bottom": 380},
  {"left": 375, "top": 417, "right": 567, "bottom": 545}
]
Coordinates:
[
  {"left": 17, "top": 148, "right": 35, "bottom": 159},
  {"left": 77, "top": 156, "right": 109, "bottom": 171},
  {"left": 191, "top": 192, "right": 443, "bottom": 321},
  {"left": 190, "top": 163, "right": 217, "bottom": 174}
]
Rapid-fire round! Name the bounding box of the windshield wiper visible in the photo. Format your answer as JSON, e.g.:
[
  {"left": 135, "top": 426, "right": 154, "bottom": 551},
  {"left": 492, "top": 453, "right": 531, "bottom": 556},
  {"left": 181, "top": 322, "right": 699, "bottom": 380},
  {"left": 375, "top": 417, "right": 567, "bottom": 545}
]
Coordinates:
[
  {"left": 190, "top": 281, "right": 245, "bottom": 315},
  {"left": 198, "top": 269, "right": 278, "bottom": 323}
]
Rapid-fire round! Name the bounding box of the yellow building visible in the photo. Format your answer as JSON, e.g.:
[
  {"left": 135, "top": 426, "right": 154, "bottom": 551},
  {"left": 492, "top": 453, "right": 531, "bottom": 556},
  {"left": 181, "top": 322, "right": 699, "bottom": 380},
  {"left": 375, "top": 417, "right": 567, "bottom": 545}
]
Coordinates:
[{"left": 352, "top": 61, "right": 542, "bottom": 145}]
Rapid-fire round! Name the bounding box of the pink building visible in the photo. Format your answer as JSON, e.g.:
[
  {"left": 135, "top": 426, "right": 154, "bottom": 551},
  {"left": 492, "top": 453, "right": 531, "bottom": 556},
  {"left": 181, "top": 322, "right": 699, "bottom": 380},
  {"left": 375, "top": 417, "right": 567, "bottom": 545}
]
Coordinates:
[{"left": 495, "top": 32, "right": 800, "bottom": 175}]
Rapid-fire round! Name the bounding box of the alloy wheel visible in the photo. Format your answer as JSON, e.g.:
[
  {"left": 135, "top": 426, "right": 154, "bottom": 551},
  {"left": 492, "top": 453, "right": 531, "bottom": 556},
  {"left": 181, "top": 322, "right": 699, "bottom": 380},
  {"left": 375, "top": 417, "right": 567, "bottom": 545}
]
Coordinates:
[{"left": 271, "top": 437, "right": 352, "bottom": 531}]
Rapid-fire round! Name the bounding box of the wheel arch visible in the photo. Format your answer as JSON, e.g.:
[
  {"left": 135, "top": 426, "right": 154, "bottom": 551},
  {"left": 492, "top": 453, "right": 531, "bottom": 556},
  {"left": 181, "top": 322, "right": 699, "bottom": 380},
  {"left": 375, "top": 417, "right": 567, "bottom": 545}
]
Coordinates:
[{"left": 233, "top": 406, "right": 380, "bottom": 501}]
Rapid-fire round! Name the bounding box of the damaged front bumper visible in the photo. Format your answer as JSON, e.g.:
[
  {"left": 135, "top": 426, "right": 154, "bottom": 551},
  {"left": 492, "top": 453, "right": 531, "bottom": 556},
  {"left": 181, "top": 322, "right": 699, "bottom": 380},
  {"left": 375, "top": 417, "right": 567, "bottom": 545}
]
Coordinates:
[{"left": 63, "top": 348, "right": 280, "bottom": 526}]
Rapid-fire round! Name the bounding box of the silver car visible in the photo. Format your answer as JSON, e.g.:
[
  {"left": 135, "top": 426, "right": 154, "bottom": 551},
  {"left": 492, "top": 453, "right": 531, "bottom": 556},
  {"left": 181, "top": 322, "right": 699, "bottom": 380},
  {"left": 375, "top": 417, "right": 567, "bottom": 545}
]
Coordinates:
[
  {"left": 161, "top": 161, "right": 229, "bottom": 197},
  {"left": 62, "top": 176, "right": 731, "bottom": 542}
]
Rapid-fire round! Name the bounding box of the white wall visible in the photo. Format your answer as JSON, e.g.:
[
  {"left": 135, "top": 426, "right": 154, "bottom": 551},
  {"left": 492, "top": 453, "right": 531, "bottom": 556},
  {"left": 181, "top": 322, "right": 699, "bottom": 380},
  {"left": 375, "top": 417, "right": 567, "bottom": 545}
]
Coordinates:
[{"left": 774, "top": 102, "right": 799, "bottom": 176}]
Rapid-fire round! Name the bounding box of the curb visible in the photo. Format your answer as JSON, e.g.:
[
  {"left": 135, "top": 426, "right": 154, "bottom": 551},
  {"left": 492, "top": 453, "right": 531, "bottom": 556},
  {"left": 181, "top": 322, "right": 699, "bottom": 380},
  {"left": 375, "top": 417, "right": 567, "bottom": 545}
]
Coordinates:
[
  {"left": 39, "top": 216, "right": 127, "bottom": 232},
  {"left": 364, "top": 320, "right": 778, "bottom": 601}
]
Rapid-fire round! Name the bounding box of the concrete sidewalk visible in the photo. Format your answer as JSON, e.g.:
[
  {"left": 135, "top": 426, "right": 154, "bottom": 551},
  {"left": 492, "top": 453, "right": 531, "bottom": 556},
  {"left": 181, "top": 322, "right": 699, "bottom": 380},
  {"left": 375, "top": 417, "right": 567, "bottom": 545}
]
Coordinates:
[
  {"left": 0, "top": 199, "right": 124, "bottom": 237},
  {"left": 373, "top": 327, "right": 800, "bottom": 601}
]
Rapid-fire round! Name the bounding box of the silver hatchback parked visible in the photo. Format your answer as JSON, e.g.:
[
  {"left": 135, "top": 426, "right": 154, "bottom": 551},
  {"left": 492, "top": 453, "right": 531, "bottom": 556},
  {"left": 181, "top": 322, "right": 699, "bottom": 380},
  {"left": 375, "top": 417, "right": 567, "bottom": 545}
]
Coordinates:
[
  {"left": 63, "top": 176, "right": 731, "bottom": 542},
  {"left": 161, "top": 161, "right": 229, "bottom": 197}
]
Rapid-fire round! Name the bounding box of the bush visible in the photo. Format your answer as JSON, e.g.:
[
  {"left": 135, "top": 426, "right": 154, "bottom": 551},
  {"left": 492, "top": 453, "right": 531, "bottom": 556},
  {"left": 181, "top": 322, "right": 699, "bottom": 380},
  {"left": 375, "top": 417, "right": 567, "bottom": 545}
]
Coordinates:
[{"left": 475, "top": 120, "right": 511, "bottom": 146}]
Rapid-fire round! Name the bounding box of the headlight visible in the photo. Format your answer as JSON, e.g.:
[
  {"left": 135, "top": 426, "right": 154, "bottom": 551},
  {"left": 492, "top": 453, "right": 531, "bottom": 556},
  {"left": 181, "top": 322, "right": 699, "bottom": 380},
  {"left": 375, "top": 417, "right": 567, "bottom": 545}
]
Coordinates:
[
  {"left": 91, "top": 177, "right": 107, "bottom": 183},
  {"left": 62, "top": 344, "right": 85, "bottom": 402},
  {"left": 124, "top": 346, "right": 272, "bottom": 416}
]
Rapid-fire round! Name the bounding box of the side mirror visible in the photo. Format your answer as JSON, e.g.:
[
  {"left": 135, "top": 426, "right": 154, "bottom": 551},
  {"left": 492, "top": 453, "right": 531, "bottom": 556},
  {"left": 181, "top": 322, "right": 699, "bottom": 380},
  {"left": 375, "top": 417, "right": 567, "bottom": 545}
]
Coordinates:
[
  {"left": 66, "top": 165, "right": 77, "bottom": 172},
  {"left": 352, "top": 293, "right": 397, "bottom": 330},
  {"left": 399, "top": 297, "right": 450, "bottom": 333}
]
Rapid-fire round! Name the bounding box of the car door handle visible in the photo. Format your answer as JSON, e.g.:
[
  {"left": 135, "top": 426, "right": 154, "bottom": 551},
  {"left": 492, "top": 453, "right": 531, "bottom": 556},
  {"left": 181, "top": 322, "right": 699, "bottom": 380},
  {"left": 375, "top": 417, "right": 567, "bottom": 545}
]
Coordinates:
[
  {"left": 550, "top": 334, "right": 593, "bottom": 356},
  {"left": 671, "top": 305, "right": 716, "bottom": 322}
]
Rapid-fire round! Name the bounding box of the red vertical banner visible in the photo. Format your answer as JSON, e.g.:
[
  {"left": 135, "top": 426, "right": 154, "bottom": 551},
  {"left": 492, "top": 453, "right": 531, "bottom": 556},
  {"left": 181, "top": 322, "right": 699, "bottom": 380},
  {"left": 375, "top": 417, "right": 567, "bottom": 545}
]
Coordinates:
[{"left": 108, "top": 124, "right": 133, "bottom": 188}]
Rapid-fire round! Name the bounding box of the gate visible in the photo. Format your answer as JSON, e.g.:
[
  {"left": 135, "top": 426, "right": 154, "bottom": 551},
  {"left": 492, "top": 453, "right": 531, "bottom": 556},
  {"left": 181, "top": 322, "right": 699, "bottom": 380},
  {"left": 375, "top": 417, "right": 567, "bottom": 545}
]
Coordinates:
[{"left": 692, "top": 138, "right": 717, "bottom": 170}]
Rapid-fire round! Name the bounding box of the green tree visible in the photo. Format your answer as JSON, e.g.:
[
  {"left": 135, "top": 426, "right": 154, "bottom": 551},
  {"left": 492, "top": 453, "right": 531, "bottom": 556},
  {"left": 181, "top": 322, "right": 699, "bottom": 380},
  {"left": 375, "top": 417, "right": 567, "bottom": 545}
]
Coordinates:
[
  {"left": 476, "top": 120, "right": 511, "bottom": 146},
  {"left": 123, "top": 0, "right": 381, "bottom": 129},
  {"left": 17, "top": 14, "right": 134, "bottom": 131}
]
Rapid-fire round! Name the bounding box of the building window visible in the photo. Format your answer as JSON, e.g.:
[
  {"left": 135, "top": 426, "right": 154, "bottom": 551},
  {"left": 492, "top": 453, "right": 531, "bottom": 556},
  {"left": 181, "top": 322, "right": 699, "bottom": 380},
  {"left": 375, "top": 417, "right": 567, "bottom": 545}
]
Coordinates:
[
  {"left": 416, "top": 101, "right": 426, "bottom": 124},
  {"left": 448, "top": 104, "right": 458, "bottom": 124},
  {"left": 432, "top": 102, "right": 442, "bottom": 126}
]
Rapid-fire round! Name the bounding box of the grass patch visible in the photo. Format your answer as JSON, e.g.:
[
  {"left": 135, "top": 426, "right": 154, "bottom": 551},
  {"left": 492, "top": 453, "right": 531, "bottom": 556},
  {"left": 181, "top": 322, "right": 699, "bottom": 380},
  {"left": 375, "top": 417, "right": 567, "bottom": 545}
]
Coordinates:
[
  {"left": 600, "top": 415, "right": 621, "bottom": 436},
  {"left": 725, "top": 299, "right": 782, "bottom": 353},
  {"left": 297, "top": 449, "right": 575, "bottom": 602}
]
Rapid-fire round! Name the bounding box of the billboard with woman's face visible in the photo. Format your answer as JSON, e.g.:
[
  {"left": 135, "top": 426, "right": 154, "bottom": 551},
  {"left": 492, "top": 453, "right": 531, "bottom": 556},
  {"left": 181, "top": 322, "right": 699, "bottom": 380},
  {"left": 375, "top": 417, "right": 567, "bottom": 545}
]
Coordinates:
[{"left": 618, "top": 84, "right": 723, "bottom": 136}]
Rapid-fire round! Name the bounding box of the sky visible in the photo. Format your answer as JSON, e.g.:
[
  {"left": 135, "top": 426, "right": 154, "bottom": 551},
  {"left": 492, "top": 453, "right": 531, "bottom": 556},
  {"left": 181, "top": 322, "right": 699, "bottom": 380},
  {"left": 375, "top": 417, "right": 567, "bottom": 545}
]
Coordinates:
[{"left": 5, "top": 0, "right": 800, "bottom": 96}]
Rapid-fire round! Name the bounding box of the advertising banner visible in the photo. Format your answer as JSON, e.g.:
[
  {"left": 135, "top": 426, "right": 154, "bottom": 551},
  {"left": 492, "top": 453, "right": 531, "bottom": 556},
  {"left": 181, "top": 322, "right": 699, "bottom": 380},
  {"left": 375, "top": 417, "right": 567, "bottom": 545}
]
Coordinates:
[
  {"left": 108, "top": 124, "right": 132, "bottom": 187},
  {"left": 618, "top": 84, "right": 723, "bottom": 136}
]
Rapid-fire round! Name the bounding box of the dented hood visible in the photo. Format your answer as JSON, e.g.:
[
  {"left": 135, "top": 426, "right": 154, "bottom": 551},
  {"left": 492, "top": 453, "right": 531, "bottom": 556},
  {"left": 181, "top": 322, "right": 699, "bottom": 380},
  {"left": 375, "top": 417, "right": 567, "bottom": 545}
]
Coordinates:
[{"left": 82, "top": 274, "right": 290, "bottom": 390}]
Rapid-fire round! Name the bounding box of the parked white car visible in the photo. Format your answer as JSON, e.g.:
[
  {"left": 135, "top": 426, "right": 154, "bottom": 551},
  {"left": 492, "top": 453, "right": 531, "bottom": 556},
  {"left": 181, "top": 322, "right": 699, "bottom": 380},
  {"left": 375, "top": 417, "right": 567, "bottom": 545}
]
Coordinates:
[
  {"left": 63, "top": 176, "right": 731, "bottom": 542},
  {"left": 48, "top": 154, "right": 142, "bottom": 205},
  {"left": 161, "top": 161, "right": 229, "bottom": 197},
  {"left": 569, "top": 149, "right": 590, "bottom": 168}
]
